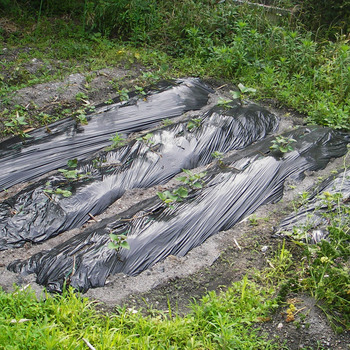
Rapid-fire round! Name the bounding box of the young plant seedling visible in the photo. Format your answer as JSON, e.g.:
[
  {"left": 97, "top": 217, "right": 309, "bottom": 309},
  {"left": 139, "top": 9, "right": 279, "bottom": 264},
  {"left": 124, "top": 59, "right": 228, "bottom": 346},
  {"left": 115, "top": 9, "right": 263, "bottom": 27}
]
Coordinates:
[
  {"left": 108, "top": 233, "right": 130, "bottom": 251},
  {"left": 109, "top": 132, "right": 126, "bottom": 149},
  {"left": 187, "top": 118, "right": 202, "bottom": 131},
  {"left": 135, "top": 85, "right": 146, "bottom": 97},
  {"left": 176, "top": 169, "right": 207, "bottom": 189},
  {"left": 137, "top": 133, "right": 154, "bottom": 146},
  {"left": 217, "top": 97, "right": 233, "bottom": 109},
  {"left": 212, "top": 151, "right": 225, "bottom": 167},
  {"left": 57, "top": 158, "right": 90, "bottom": 181},
  {"left": 118, "top": 88, "right": 130, "bottom": 101},
  {"left": 157, "top": 186, "right": 189, "bottom": 208},
  {"left": 270, "top": 136, "right": 296, "bottom": 155},
  {"left": 44, "top": 187, "right": 73, "bottom": 198},
  {"left": 231, "top": 83, "right": 257, "bottom": 103},
  {"left": 4, "top": 111, "right": 30, "bottom": 138}
]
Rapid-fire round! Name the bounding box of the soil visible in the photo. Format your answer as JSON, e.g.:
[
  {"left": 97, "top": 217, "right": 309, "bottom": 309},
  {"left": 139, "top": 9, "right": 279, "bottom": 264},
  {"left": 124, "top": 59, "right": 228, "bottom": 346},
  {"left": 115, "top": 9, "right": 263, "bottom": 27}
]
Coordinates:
[{"left": 0, "top": 58, "right": 349, "bottom": 350}]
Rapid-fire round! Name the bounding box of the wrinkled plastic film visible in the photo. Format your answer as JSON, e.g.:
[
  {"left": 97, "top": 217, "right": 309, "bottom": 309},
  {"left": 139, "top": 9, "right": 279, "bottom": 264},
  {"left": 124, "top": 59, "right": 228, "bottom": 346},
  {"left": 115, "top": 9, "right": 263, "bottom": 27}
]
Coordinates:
[
  {"left": 8, "top": 126, "right": 350, "bottom": 292},
  {"left": 0, "top": 103, "right": 278, "bottom": 250},
  {"left": 0, "top": 79, "right": 213, "bottom": 190}
]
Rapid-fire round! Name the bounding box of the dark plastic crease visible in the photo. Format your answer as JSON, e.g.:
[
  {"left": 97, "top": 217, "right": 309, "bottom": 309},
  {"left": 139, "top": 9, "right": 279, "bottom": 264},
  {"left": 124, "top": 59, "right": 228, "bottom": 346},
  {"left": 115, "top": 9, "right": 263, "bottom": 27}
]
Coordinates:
[
  {"left": 0, "top": 79, "right": 213, "bottom": 190},
  {"left": 0, "top": 102, "right": 278, "bottom": 250},
  {"left": 7, "top": 126, "right": 350, "bottom": 292}
]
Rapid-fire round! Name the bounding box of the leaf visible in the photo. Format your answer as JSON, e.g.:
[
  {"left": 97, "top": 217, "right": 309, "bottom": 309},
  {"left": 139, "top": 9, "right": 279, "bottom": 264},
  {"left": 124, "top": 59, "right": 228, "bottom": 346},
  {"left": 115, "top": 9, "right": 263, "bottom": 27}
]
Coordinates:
[
  {"left": 192, "top": 181, "right": 202, "bottom": 189},
  {"left": 109, "top": 233, "right": 119, "bottom": 241},
  {"left": 121, "top": 241, "right": 130, "bottom": 249},
  {"left": 67, "top": 159, "right": 78, "bottom": 168},
  {"left": 176, "top": 176, "right": 187, "bottom": 183},
  {"left": 54, "top": 189, "right": 72, "bottom": 197},
  {"left": 157, "top": 191, "right": 167, "bottom": 201},
  {"left": 108, "top": 242, "right": 117, "bottom": 250},
  {"left": 217, "top": 97, "right": 233, "bottom": 106},
  {"left": 231, "top": 91, "right": 241, "bottom": 99},
  {"left": 175, "top": 186, "right": 188, "bottom": 198},
  {"left": 237, "top": 83, "right": 245, "bottom": 92}
]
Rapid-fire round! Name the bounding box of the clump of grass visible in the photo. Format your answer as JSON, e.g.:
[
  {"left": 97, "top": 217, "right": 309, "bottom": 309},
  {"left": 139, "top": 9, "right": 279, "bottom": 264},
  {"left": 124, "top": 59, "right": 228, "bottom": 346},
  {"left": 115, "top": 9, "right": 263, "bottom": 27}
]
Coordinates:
[{"left": 0, "top": 280, "right": 280, "bottom": 349}]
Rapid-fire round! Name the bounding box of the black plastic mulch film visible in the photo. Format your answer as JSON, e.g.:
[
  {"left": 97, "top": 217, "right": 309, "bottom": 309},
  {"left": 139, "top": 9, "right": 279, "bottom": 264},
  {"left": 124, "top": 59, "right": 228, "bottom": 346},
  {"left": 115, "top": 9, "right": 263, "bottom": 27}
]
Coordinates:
[
  {"left": 0, "top": 79, "right": 212, "bottom": 190},
  {"left": 0, "top": 98, "right": 278, "bottom": 250},
  {"left": 276, "top": 167, "right": 350, "bottom": 243},
  {"left": 8, "top": 126, "right": 350, "bottom": 293}
]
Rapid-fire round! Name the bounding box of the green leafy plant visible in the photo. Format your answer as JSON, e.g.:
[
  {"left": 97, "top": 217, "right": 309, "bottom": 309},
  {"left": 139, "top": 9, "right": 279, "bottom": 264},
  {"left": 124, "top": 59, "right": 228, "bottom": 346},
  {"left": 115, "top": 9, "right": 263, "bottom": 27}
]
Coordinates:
[
  {"left": 162, "top": 118, "right": 173, "bottom": 126},
  {"left": 231, "top": 83, "right": 257, "bottom": 102},
  {"left": 176, "top": 169, "right": 207, "bottom": 189},
  {"left": 212, "top": 151, "right": 225, "bottom": 167},
  {"left": 4, "top": 111, "right": 29, "bottom": 138},
  {"left": 108, "top": 233, "right": 130, "bottom": 251},
  {"left": 187, "top": 118, "right": 202, "bottom": 131},
  {"left": 157, "top": 186, "right": 189, "bottom": 208},
  {"left": 57, "top": 158, "right": 88, "bottom": 181},
  {"left": 270, "top": 136, "right": 296, "bottom": 154},
  {"left": 248, "top": 215, "right": 259, "bottom": 226},
  {"left": 58, "top": 169, "right": 79, "bottom": 180},
  {"left": 75, "top": 92, "right": 88, "bottom": 102},
  {"left": 137, "top": 133, "right": 154, "bottom": 146},
  {"left": 217, "top": 97, "right": 233, "bottom": 109},
  {"left": 118, "top": 88, "right": 130, "bottom": 102},
  {"left": 108, "top": 132, "right": 126, "bottom": 149},
  {"left": 135, "top": 85, "right": 146, "bottom": 97},
  {"left": 44, "top": 183, "right": 72, "bottom": 198},
  {"left": 74, "top": 110, "right": 88, "bottom": 125}
]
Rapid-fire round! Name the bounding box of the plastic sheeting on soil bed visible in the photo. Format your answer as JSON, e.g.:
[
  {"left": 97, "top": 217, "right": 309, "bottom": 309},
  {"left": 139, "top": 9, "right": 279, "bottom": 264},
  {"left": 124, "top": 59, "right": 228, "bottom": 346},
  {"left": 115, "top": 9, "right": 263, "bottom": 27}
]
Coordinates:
[
  {"left": 0, "top": 103, "right": 278, "bottom": 250},
  {"left": 0, "top": 79, "right": 212, "bottom": 190},
  {"left": 276, "top": 168, "right": 350, "bottom": 243},
  {"left": 8, "top": 126, "right": 350, "bottom": 292}
]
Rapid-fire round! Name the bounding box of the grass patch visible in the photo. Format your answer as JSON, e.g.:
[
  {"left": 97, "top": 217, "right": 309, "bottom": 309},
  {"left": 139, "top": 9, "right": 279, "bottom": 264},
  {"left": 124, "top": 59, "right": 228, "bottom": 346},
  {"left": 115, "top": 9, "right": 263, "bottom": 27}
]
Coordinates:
[
  {"left": 0, "top": 1, "right": 349, "bottom": 135},
  {"left": 0, "top": 281, "right": 281, "bottom": 349}
]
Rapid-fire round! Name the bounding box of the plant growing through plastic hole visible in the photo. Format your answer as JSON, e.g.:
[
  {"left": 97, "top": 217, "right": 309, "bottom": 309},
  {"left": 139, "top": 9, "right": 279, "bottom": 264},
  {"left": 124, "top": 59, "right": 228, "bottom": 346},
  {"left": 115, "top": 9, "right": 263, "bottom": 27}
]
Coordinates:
[
  {"left": 187, "top": 118, "right": 202, "bottom": 131},
  {"left": 157, "top": 186, "right": 189, "bottom": 208},
  {"left": 217, "top": 97, "right": 232, "bottom": 109},
  {"left": 108, "top": 233, "right": 130, "bottom": 251},
  {"left": 44, "top": 185, "right": 72, "bottom": 198},
  {"left": 162, "top": 118, "right": 173, "bottom": 126},
  {"left": 109, "top": 132, "right": 126, "bottom": 148},
  {"left": 137, "top": 133, "right": 154, "bottom": 146},
  {"left": 57, "top": 158, "right": 90, "bottom": 181},
  {"left": 176, "top": 169, "right": 207, "bottom": 189},
  {"left": 212, "top": 151, "right": 225, "bottom": 167},
  {"left": 74, "top": 109, "right": 88, "bottom": 125},
  {"left": 270, "top": 135, "right": 296, "bottom": 154},
  {"left": 231, "top": 83, "right": 257, "bottom": 101}
]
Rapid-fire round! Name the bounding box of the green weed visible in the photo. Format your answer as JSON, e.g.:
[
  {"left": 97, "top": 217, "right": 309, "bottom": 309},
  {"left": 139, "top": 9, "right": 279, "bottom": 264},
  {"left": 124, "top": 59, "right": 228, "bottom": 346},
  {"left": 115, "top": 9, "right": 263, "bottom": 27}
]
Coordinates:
[
  {"left": 176, "top": 169, "right": 207, "bottom": 190},
  {"left": 108, "top": 233, "right": 130, "bottom": 251},
  {"left": 270, "top": 136, "right": 296, "bottom": 154}
]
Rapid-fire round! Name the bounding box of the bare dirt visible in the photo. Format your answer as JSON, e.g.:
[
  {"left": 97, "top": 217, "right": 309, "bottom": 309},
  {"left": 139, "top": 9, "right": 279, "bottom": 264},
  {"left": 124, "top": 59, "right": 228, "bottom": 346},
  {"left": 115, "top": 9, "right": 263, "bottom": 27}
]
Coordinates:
[{"left": 0, "top": 64, "right": 349, "bottom": 350}]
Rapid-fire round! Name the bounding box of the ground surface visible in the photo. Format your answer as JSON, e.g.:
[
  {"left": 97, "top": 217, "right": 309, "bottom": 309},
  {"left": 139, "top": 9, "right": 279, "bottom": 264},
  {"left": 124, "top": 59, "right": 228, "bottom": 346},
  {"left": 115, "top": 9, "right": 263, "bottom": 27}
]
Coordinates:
[{"left": 0, "top": 64, "right": 349, "bottom": 350}]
